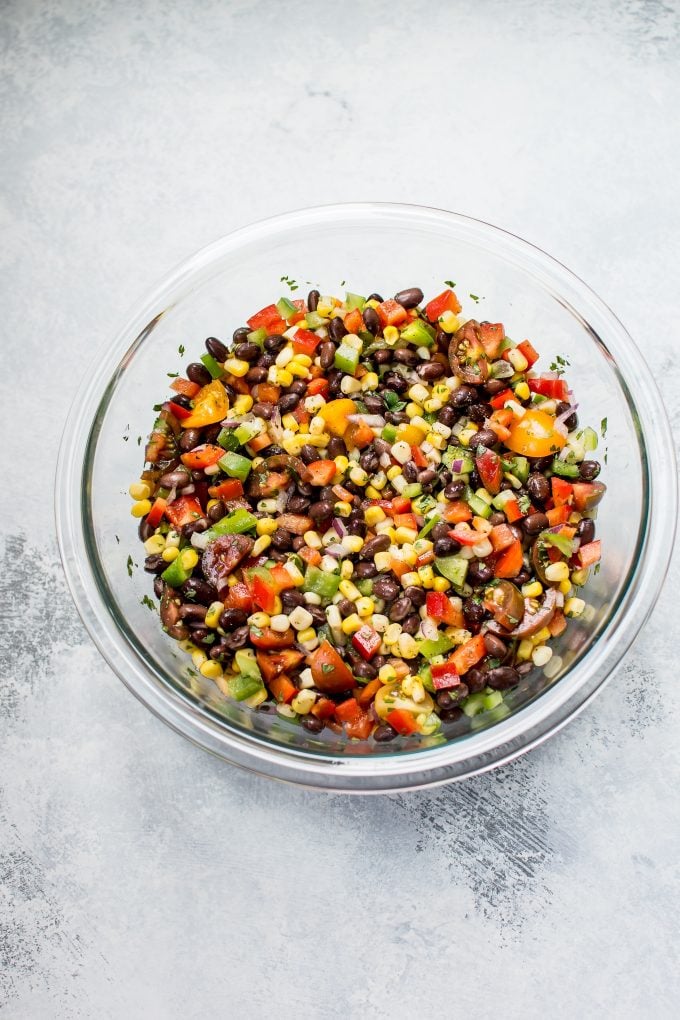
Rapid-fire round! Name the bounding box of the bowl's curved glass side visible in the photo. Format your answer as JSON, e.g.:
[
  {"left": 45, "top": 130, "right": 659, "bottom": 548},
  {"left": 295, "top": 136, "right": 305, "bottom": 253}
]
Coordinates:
[{"left": 56, "top": 203, "right": 678, "bottom": 790}]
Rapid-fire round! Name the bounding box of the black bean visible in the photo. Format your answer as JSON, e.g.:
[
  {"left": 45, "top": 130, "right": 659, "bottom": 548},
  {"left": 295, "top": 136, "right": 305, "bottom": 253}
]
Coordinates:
[
  {"left": 473, "top": 428, "right": 498, "bottom": 449},
  {"left": 444, "top": 480, "right": 466, "bottom": 500},
  {"left": 516, "top": 661, "right": 533, "bottom": 677},
  {"left": 389, "top": 597, "right": 412, "bottom": 622},
  {"left": 354, "top": 661, "right": 378, "bottom": 680},
  {"left": 181, "top": 518, "right": 209, "bottom": 539},
  {"left": 463, "top": 597, "right": 486, "bottom": 630},
  {"left": 246, "top": 366, "right": 268, "bottom": 385},
  {"left": 170, "top": 393, "right": 193, "bottom": 410},
  {"left": 488, "top": 512, "right": 506, "bottom": 527},
  {"left": 527, "top": 472, "right": 550, "bottom": 503},
  {"left": 327, "top": 437, "right": 347, "bottom": 459},
  {"left": 434, "top": 537, "right": 457, "bottom": 557},
  {"left": 364, "top": 307, "right": 380, "bottom": 335},
  {"left": 556, "top": 401, "right": 578, "bottom": 431},
  {"left": 354, "top": 561, "right": 377, "bottom": 579},
  {"left": 189, "top": 627, "right": 211, "bottom": 644},
  {"left": 373, "top": 576, "right": 399, "bottom": 601},
  {"left": 306, "top": 606, "right": 326, "bottom": 628},
  {"left": 373, "top": 723, "right": 398, "bottom": 742},
  {"left": 346, "top": 516, "right": 366, "bottom": 537},
  {"left": 144, "top": 554, "right": 165, "bottom": 574},
  {"left": 467, "top": 561, "right": 494, "bottom": 586},
  {"left": 363, "top": 395, "right": 384, "bottom": 414},
  {"left": 523, "top": 511, "right": 549, "bottom": 535},
  {"left": 302, "top": 715, "right": 325, "bottom": 734},
  {"left": 251, "top": 401, "right": 273, "bottom": 419},
  {"left": 401, "top": 614, "right": 420, "bottom": 635},
  {"left": 187, "top": 362, "right": 212, "bottom": 387},
  {"left": 367, "top": 292, "right": 384, "bottom": 303},
  {"left": 208, "top": 500, "right": 226, "bottom": 522},
  {"left": 467, "top": 402, "right": 491, "bottom": 424},
  {"left": 403, "top": 586, "right": 426, "bottom": 607},
  {"left": 580, "top": 460, "right": 601, "bottom": 481},
  {"left": 484, "top": 378, "right": 507, "bottom": 396},
  {"left": 484, "top": 633, "right": 508, "bottom": 659},
  {"left": 373, "top": 349, "right": 392, "bottom": 365},
  {"left": 402, "top": 461, "right": 418, "bottom": 483},
  {"left": 298, "top": 444, "right": 317, "bottom": 465},
  {"left": 418, "top": 468, "right": 437, "bottom": 486},
  {"left": 271, "top": 529, "right": 292, "bottom": 551},
  {"left": 328, "top": 316, "right": 347, "bottom": 341},
  {"left": 309, "top": 500, "right": 333, "bottom": 521},
  {"left": 277, "top": 393, "right": 299, "bottom": 414},
  {"left": 307, "top": 289, "right": 320, "bottom": 312},
  {"left": 223, "top": 626, "right": 249, "bottom": 650},
  {"left": 205, "top": 336, "right": 228, "bottom": 361},
  {"left": 440, "top": 707, "right": 463, "bottom": 723},
  {"left": 394, "top": 348, "right": 419, "bottom": 366},
  {"left": 437, "top": 406, "right": 457, "bottom": 428},
  {"left": 159, "top": 467, "right": 191, "bottom": 489},
  {"left": 291, "top": 537, "right": 306, "bottom": 552},
  {"left": 289, "top": 379, "right": 307, "bottom": 396},
  {"left": 219, "top": 608, "right": 247, "bottom": 629},
  {"left": 465, "top": 668, "right": 487, "bottom": 693},
  {"left": 319, "top": 486, "right": 335, "bottom": 503},
  {"left": 394, "top": 287, "right": 423, "bottom": 308},
  {"left": 264, "top": 334, "right": 286, "bottom": 353},
  {"left": 257, "top": 352, "right": 276, "bottom": 369},
  {"left": 383, "top": 373, "right": 408, "bottom": 394},
  {"left": 417, "top": 360, "right": 445, "bottom": 381},
  {"left": 385, "top": 411, "right": 409, "bottom": 425},
  {"left": 286, "top": 494, "right": 310, "bottom": 513},
  {"left": 360, "top": 449, "right": 380, "bottom": 475},
  {"left": 530, "top": 455, "right": 553, "bottom": 472},
  {"left": 318, "top": 341, "right": 335, "bottom": 370},
  {"left": 577, "top": 518, "right": 596, "bottom": 544},
  {"left": 485, "top": 666, "right": 519, "bottom": 690},
  {"left": 281, "top": 589, "right": 305, "bottom": 610},
  {"left": 181, "top": 578, "right": 218, "bottom": 605},
  {"left": 361, "top": 535, "right": 391, "bottom": 559},
  {"left": 153, "top": 576, "right": 165, "bottom": 598},
  {"left": 267, "top": 445, "right": 285, "bottom": 456},
  {"left": 179, "top": 603, "right": 207, "bottom": 622},
  {"left": 450, "top": 385, "right": 478, "bottom": 407},
  {"left": 234, "top": 342, "right": 260, "bottom": 362},
  {"left": 514, "top": 568, "right": 531, "bottom": 586}
]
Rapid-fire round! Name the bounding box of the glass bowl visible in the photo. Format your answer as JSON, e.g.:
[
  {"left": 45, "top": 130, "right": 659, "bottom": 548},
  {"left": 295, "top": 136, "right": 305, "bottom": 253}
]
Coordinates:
[{"left": 56, "top": 203, "right": 677, "bottom": 792}]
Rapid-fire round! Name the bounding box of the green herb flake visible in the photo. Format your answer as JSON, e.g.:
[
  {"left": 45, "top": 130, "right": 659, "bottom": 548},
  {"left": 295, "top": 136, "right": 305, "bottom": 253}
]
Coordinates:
[
  {"left": 167, "top": 371, "right": 179, "bottom": 378},
  {"left": 141, "top": 594, "right": 155, "bottom": 611},
  {"left": 115, "top": 534, "right": 120, "bottom": 544},
  {"left": 469, "top": 293, "right": 480, "bottom": 302},
  {"left": 126, "top": 555, "right": 134, "bottom": 577},
  {"left": 280, "top": 274, "right": 299, "bottom": 292},
  {"left": 321, "top": 663, "right": 334, "bottom": 674},
  {"left": 517, "top": 493, "right": 531, "bottom": 514},
  {"left": 600, "top": 417, "right": 608, "bottom": 439},
  {"left": 178, "top": 344, "right": 185, "bottom": 356},
  {"left": 137, "top": 435, "right": 142, "bottom": 446},
  {"left": 444, "top": 280, "right": 456, "bottom": 288}
]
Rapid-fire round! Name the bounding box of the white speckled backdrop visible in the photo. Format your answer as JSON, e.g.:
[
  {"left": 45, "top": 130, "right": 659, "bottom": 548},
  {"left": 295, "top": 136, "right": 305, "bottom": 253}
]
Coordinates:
[{"left": 2, "top": 1, "right": 679, "bottom": 1016}]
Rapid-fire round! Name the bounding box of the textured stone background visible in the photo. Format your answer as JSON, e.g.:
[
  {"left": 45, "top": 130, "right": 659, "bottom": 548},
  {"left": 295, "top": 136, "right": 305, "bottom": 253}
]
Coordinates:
[{"left": 2, "top": 1, "right": 680, "bottom": 1016}]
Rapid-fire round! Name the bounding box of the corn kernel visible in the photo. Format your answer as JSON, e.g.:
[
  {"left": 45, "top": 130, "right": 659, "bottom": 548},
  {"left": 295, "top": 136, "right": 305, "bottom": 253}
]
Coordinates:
[
  {"left": 292, "top": 352, "right": 312, "bottom": 367},
  {"left": 411, "top": 679, "right": 426, "bottom": 703},
  {"left": 343, "top": 333, "right": 362, "bottom": 351},
  {"left": 277, "top": 368, "right": 294, "bottom": 387},
  {"left": 565, "top": 597, "right": 586, "bottom": 618},
  {"left": 386, "top": 465, "right": 402, "bottom": 481},
  {"left": 144, "top": 534, "right": 166, "bottom": 555},
  {"left": 384, "top": 623, "right": 402, "bottom": 645},
  {"left": 304, "top": 394, "right": 326, "bottom": 413},
  {"left": 365, "top": 506, "right": 386, "bottom": 526},
  {"left": 370, "top": 471, "right": 387, "bottom": 491},
  {"left": 559, "top": 579, "right": 573, "bottom": 596},
  {"left": 334, "top": 501, "right": 352, "bottom": 518},
  {"left": 256, "top": 518, "right": 278, "bottom": 536},
  {"left": 405, "top": 402, "right": 422, "bottom": 418},
  {"left": 423, "top": 397, "right": 443, "bottom": 414},
  {"left": 296, "top": 627, "right": 317, "bottom": 644},
  {"left": 417, "top": 564, "right": 435, "bottom": 585},
  {"left": 522, "top": 581, "right": 543, "bottom": 598},
  {"left": 180, "top": 548, "right": 198, "bottom": 571},
  {"left": 343, "top": 535, "right": 364, "bottom": 554},
  {"left": 191, "top": 649, "right": 207, "bottom": 668},
  {"left": 532, "top": 626, "right": 552, "bottom": 645},
  {"left": 379, "top": 664, "right": 397, "bottom": 683},
  {"left": 248, "top": 612, "right": 271, "bottom": 628},
  {"left": 408, "top": 383, "right": 429, "bottom": 404},
  {"left": 341, "top": 613, "right": 363, "bottom": 635},
  {"left": 289, "top": 606, "right": 314, "bottom": 631},
  {"left": 252, "top": 535, "right": 271, "bottom": 556},
  {"left": 281, "top": 413, "right": 299, "bottom": 431},
  {"left": 340, "top": 376, "right": 362, "bottom": 394},
  {"left": 395, "top": 526, "right": 418, "bottom": 544},
  {"left": 398, "top": 633, "right": 419, "bottom": 659},
  {"left": 514, "top": 381, "right": 530, "bottom": 401},
  {"left": 374, "top": 551, "right": 392, "bottom": 572},
  {"left": 458, "top": 427, "right": 478, "bottom": 447},
  {"left": 339, "top": 579, "right": 361, "bottom": 601},
  {"left": 401, "top": 674, "right": 414, "bottom": 696},
  {"left": 340, "top": 560, "right": 354, "bottom": 580},
  {"left": 130, "top": 499, "right": 152, "bottom": 518},
  {"left": 432, "top": 576, "right": 451, "bottom": 592},
  {"left": 205, "top": 601, "right": 223, "bottom": 629},
  {"left": 288, "top": 360, "right": 311, "bottom": 379},
  {"left": 200, "top": 659, "right": 223, "bottom": 679},
  {"left": 383, "top": 325, "right": 399, "bottom": 345},
  {"left": 570, "top": 567, "right": 590, "bottom": 586},
  {"left": 401, "top": 571, "right": 421, "bottom": 587},
  {"left": 544, "top": 561, "right": 570, "bottom": 583},
  {"left": 361, "top": 372, "right": 379, "bottom": 391},
  {"left": 355, "top": 596, "right": 373, "bottom": 618},
  {"left": 162, "top": 546, "right": 179, "bottom": 562},
  {"left": 291, "top": 690, "right": 317, "bottom": 715},
  {"left": 543, "top": 654, "right": 563, "bottom": 679},
  {"left": 426, "top": 431, "right": 447, "bottom": 450},
  {"left": 517, "top": 639, "right": 534, "bottom": 661},
  {"left": 300, "top": 530, "right": 320, "bottom": 551},
  {"left": 333, "top": 455, "right": 349, "bottom": 475},
  {"left": 224, "top": 358, "right": 249, "bottom": 377},
  {"left": 371, "top": 614, "right": 389, "bottom": 633},
  {"left": 438, "top": 310, "right": 460, "bottom": 333},
  {"left": 270, "top": 614, "right": 291, "bottom": 633},
  {"left": 129, "top": 481, "right": 151, "bottom": 500}
]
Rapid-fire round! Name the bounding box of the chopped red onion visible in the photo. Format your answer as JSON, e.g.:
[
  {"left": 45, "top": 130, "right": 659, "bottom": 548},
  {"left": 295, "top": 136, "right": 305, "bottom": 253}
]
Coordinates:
[
  {"left": 332, "top": 517, "right": 348, "bottom": 538},
  {"left": 324, "top": 544, "right": 346, "bottom": 557},
  {"left": 347, "top": 414, "right": 386, "bottom": 428}
]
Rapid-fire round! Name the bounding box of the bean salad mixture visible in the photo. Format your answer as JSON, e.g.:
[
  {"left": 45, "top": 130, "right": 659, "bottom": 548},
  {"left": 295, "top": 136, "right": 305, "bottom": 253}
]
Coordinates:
[{"left": 130, "top": 284, "right": 606, "bottom": 743}]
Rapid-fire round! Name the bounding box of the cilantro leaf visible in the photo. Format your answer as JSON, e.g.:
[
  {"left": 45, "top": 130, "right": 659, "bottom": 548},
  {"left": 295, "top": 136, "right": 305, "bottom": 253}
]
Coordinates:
[
  {"left": 178, "top": 344, "right": 185, "bottom": 356},
  {"left": 600, "top": 417, "right": 608, "bottom": 439},
  {"left": 444, "top": 280, "right": 456, "bottom": 288}
]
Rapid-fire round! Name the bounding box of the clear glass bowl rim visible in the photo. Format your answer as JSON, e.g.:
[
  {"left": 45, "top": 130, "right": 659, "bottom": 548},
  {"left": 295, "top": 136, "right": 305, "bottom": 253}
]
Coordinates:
[{"left": 55, "top": 202, "right": 677, "bottom": 792}]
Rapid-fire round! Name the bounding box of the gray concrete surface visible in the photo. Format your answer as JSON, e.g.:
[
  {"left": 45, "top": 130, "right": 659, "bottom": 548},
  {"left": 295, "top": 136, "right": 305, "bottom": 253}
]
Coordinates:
[{"left": 2, "top": 1, "right": 680, "bottom": 1016}]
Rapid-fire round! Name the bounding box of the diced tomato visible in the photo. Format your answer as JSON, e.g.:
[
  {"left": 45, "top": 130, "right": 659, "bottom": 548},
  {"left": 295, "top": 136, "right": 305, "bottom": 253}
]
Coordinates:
[
  {"left": 377, "top": 299, "right": 408, "bottom": 326},
  {"left": 426, "top": 592, "right": 464, "bottom": 627},
  {"left": 304, "top": 460, "right": 336, "bottom": 487},
  {"left": 390, "top": 496, "right": 412, "bottom": 515},
  {"left": 224, "top": 582, "right": 253, "bottom": 613},
  {"left": 490, "top": 523, "right": 517, "bottom": 552},
  {"left": 475, "top": 448, "right": 503, "bottom": 495},
  {"left": 170, "top": 377, "right": 200, "bottom": 398},
  {"left": 299, "top": 546, "right": 322, "bottom": 567},
  {"left": 425, "top": 288, "right": 462, "bottom": 322},
  {"left": 490, "top": 388, "right": 515, "bottom": 411},
  {"left": 145, "top": 496, "right": 167, "bottom": 528},
  {"left": 503, "top": 499, "right": 524, "bottom": 523},
  {"left": 527, "top": 376, "right": 569, "bottom": 402},
  {"left": 256, "top": 649, "right": 304, "bottom": 683},
  {"left": 332, "top": 484, "right": 354, "bottom": 503},
  {"left": 335, "top": 698, "right": 372, "bottom": 740},
  {"left": 292, "top": 328, "right": 322, "bottom": 357},
  {"left": 494, "top": 539, "right": 523, "bottom": 578},
  {"left": 551, "top": 476, "right": 574, "bottom": 507},
  {"left": 310, "top": 641, "right": 356, "bottom": 694},
  {"left": 394, "top": 513, "right": 418, "bottom": 532},
  {"left": 442, "top": 500, "right": 473, "bottom": 524},
  {"left": 291, "top": 404, "right": 309, "bottom": 426},
  {"left": 390, "top": 557, "right": 411, "bottom": 579},
  {"left": 166, "top": 400, "right": 193, "bottom": 421},
  {"left": 180, "top": 444, "right": 225, "bottom": 470},
  {"left": 252, "top": 383, "right": 281, "bottom": 404},
  {"left": 517, "top": 339, "right": 540, "bottom": 367},
  {"left": 449, "top": 525, "right": 482, "bottom": 547},
  {"left": 385, "top": 709, "right": 419, "bottom": 736},
  {"left": 268, "top": 675, "right": 297, "bottom": 704},
  {"left": 247, "top": 303, "right": 286, "bottom": 332},
  {"left": 356, "top": 678, "right": 383, "bottom": 708},
  {"left": 410, "top": 444, "right": 428, "bottom": 468},
  {"left": 307, "top": 377, "right": 330, "bottom": 397},
  {"left": 478, "top": 322, "right": 505, "bottom": 358},
  {"left": 345, "top": 420, "right": 375, "bottom": 450},
  {"left": 343, "top": 308, "right": 364, "bottom": 334},
  {"left": 578, "top": 540, "right": 601, "bottom": 568},
  {"left": 207, "top": 478, "right": 244, "bottom": 500},
  {"left": 165, "top": 495, "right": 204, "bottom": 529},
  {"left": 431, "top": 661, "right": 462, "bottom": 690},
  {"left": 249, "top": 626, "right": 294, "bottom": 650},
  {"left": 352, "top": 624, "right": 381, "bottom": 661},
  {"left": 548, "top": 610, "right": 567, "bottom": 638},
  {"left": 449, "top": 634, "right": 487, "bottom": 676},
  {"left": 546, "top": 505, "right": 570, "bottom": 526},
  {"left": 311, "top": 696, "right": 337, "bottom": 720}
]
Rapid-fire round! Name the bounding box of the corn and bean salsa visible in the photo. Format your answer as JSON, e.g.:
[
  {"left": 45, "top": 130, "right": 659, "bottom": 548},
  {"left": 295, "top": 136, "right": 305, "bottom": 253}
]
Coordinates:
[{"left": 131, "top": 285, "right": 606, "bottom": 743}]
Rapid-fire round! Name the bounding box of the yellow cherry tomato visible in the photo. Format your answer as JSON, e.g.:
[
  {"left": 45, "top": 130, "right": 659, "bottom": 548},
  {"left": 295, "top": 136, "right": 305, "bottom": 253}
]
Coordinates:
[
  {"left": 181, "top": 380, "right": 229, "bottom": 428},
  {"left": 505, "top": 408, "right": 567, "bottom": 458},
  {"left": 317, "top": 398, "right": 357, "bottom": 436}
]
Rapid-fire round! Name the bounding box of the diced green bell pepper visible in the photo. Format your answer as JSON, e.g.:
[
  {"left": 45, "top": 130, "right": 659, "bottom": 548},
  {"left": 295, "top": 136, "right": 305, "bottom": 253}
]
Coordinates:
[
  {"left": 276, "top": 296, "right": 297, "bottom": 319},
  {"left": 161, "top": 555, "right": 193, "bottom": 587},
  {"left": 417, "top": 513, "right": 440, "bottom": 540},
  {"left": 218, "top": 452, "right": 252, "bottom": 481},
  {"left": 227, "top": 673, "right": 265, "bottom": 701},
  {"left": 217, "top": 427, "right": 240, "bottom": 451},
  {"left": 356, "top": 578, "right": 374, "bottom": 596},
  {"left": 234, "top": 421, "right": 262, "bottom": 445},
  {"left": 305, "top": 311, "right": 325, "bottom": 329},
  {"left": 502, "top": 455, "right": 529, "bottom": 484},
  {"left": 345, "top": 291, "right": 366, "bottom": 311},
  {"left": 200, "top": 352, "right": 224, "bottom": 379},
  {"left": 211, "top": 509, "right": 258, "bottom": 535},
  {"left": 434, "top": 555, "right": 469, "bottom": 589},
  {"left": 544, "top": 531, "right": 575, "bottom": 557},
  {"left": 462, "top": 691, "right": 487, "bottom": 717},
  {"left": 400, "top": 319, "right": 435, "bottom": 347},
  {"left": 582, "top": 426, "right": 598, "bottom": 452},
  {"left": 551, "top": 458, "right": 580, "bottom": 479},
  {"left": 302, "top": 565, "right": 341, "bottom": 601},
  {"left": 234, "top": 648, "right": 263, "bottom": 682},
  {"left": 482, "top": 690, "right": 504, "bottom": 711},
  {"left": 418, "top": 634, "right": 455, "bottom": 659},
  {"left": 381, "top": 424, "right": 398, "bottom": 443},
  {"left": 403, "top": 482, "right": 422, "bottom": 499},
  {"left": 247, "top": 327, "right": 267, "bottom": 347},
  {"left": 418, "top": 665, "right": 435, "bottom": 693},
  {"left": 334, "top": 342, "right": 360, "bottom": 375}
]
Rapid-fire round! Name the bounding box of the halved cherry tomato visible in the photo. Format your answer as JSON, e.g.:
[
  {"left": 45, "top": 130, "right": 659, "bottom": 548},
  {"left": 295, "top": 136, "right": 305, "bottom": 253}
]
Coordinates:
[
  {"left": 425, "top": 288, "right": 461, "bottom": 322},
  {"left": 165, "top": 495, "right": 204, "bottom": 529},
  {"left": 310, "top": 641, "right": 356, "bottom": 694},
  {"left": 180, "top": 444, "right": 224, "bottom": 470},
  {"left": 268, "top": 675, "right": 297, "bottom": 704},
  {"left": 180, "top": 381, "right": 229, "bottom": 429},
  {"left": 578, "top": 540, "right": 601, "bottom": 568},
  {"left": 311, "top": 696, "right": 337, "bottom": 720},
  {"left": 548, "top": 610, "right": 567, "bottom": 638},
  {"left": 336, "top": 698, "right": 373, "bottom": 740},
  {"left": 249, "top": 626, "right": 294, "bottom": 650},
  {"left": 494, "top": 539, "right": 524, "bottom": 578},
  {"left": 252, "top": 383, "right": 281, "bottom": 404},
  {"left": 572, "top": 481, "right": 607, "bottom": 512},
  {"left": 505, "top": 409, "right": 567, "bottom": 458},
  {"left": 170, "top": 377, "right": 200, "bottom": 398}
]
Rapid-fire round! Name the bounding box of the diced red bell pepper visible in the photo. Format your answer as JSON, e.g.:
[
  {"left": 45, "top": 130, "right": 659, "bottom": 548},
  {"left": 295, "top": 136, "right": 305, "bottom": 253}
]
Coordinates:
[
  {"left": 165, "top": 400, "right": 193, "bottom": 421},
  {"left": 207, "top": 478, "right": 245, "bottom": 500},
  {"left": 546, "top": 505, "right": 570, "bottom": 526},
  {"left": 425, "top": 288, "right": 462, "bottom": 322},
  {"left": 180, "top": 444, "right": 225, "bottom": 470},
  {"left": 449, "top": 633, "right": 487, "bottom": 676},
  {"left": 377, "top": 299, "right": 408, "bottom": 326},
  {"left": 578, "top": 540, "right": 601, "bottom": 568},
  {"left": 551, "top": 476, "right": 574, "bottom": 507},
  {"left": 442, "top": 501, "right": 473, "bottom": 524},
  {"left": 343, "top": 308, "right": 364, "bottom": 334},
  {"left": 393, "top": 513, "right": 418, "bottom": 532},
  {"left": 410, "top": 444, "right": 428, "bottom": 468},
  {"left": 268, "top": 675, "right": 297, "bottom": 704},
  {"left": 291, "top": 404, "right": 309, "bottom": 426},
  {"left": 431, "top": 661, "right": 462, "bottom": 690},
  {"left": 247, "top": 303, "right": 286, "bottom": 332},
  {"left": 489, "top": 388, "right": 515, "bottom": 411},
  {"left": 145, "top": 496, "right": 167, "bottom": 528},
  {"left": 426, "top": 592, "right": 463, "bottom": 627},
  {"left": 356, "top": 678, "right": 383, "bottom": 708},
  {"left": 548, "top": 610, "right": 567, "bottom": 637},
  {"left": 517, "top": 339, "right": 540, "bottom": 367},
  {"left": 292, "top": 328, "right": 322, "bottom": 357},
  {"left": 528, "top": 376, "right": 569, "bottom": 402},
  {"left": 494, "top": 539, "right": 523, "bottom": 578},
  {"left": 249, "top": 569, "right": 280, "bottom": 613},
  {"left": 503, "top": 498, "right": 524, "bottom": 523},
  {"left": 307, "top": 377, "right": 330, "bottom": 397},
  {"left": 304, "top": 459, "right": 337, "bottom": 487},
  {"left": 170, "top": 377, "right": 200, "bottom": 398},
  {"left": 475, "top": 448, "right": 503, "bottom": 495},
  {"left": 385, "top": 709, "right": 419, "bottom": 736},
  {"left": 335, "top": 698, "right": 373, "bottom": 740},
  {"left": 165, "top": 495, "right": 204, "bottom": 529},
  {"left": 449, "top": 525, "right": 482, "bottom": 547},
  {"left": 390, "top": 496, "right": 412, "bottom": 515},
  {"left": 490, "top": 523, "right": 516, "bottom": 552},
  {"left": 351, "top": 624, "right": 381, "bottom": 661},
  {"left": 269, "top": 563, "right": 297, "bottom": 592},
  {"left": 224, "top": 581, "right": 253, "bottom": 613}
]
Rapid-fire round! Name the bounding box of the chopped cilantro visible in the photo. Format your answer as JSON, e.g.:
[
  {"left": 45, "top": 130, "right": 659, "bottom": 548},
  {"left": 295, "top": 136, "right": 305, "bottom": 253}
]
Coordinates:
[
  {"left": 469, "top": 293, "right": 480, "bottom": 302},
  {"left": 517, "top": 493, "right": 531, "bottom": 514},
  {"left": 137, "top": 436, "right": 142, "bottom": 446},
  {"left": 321, "top": 663, "right": 334, "bottom": 674},
  {"left": 178, "top": 344, "right": 185, "bottom": 356},
  {"left": 152, "top": 403, "right": 163, "bottom": 412},
  {"left": 444, "top": 280, "right": 456, "bottom": 288},
  {"left": 600, "top": 417, "right": 608, "bottom": 439},
  {"left": 141, "top": 595, "right": 155, "bottom": 611},
  {"left": 126, "top": 555, "right": 134, "bottom": 577},
  {"left": 340, "top": 279, "right": 346, "bottom": 287},
  {"left": 594, "top": 563, "right": 601, "bottom": 575},
  {"left": 383, "top": 390, "right": 406, "bottom": 411},
  {"left": 167, "top": 371, "right": 179, "bottom": 378},
  {"left": 122, "top": 434, "right": 129, "bottom": 442},
  {"left": 280, "top": 274, "right": 298, "bottom": 292},
  {"left": 115, "top": 534, "right": 120, "bottom": 544}
]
